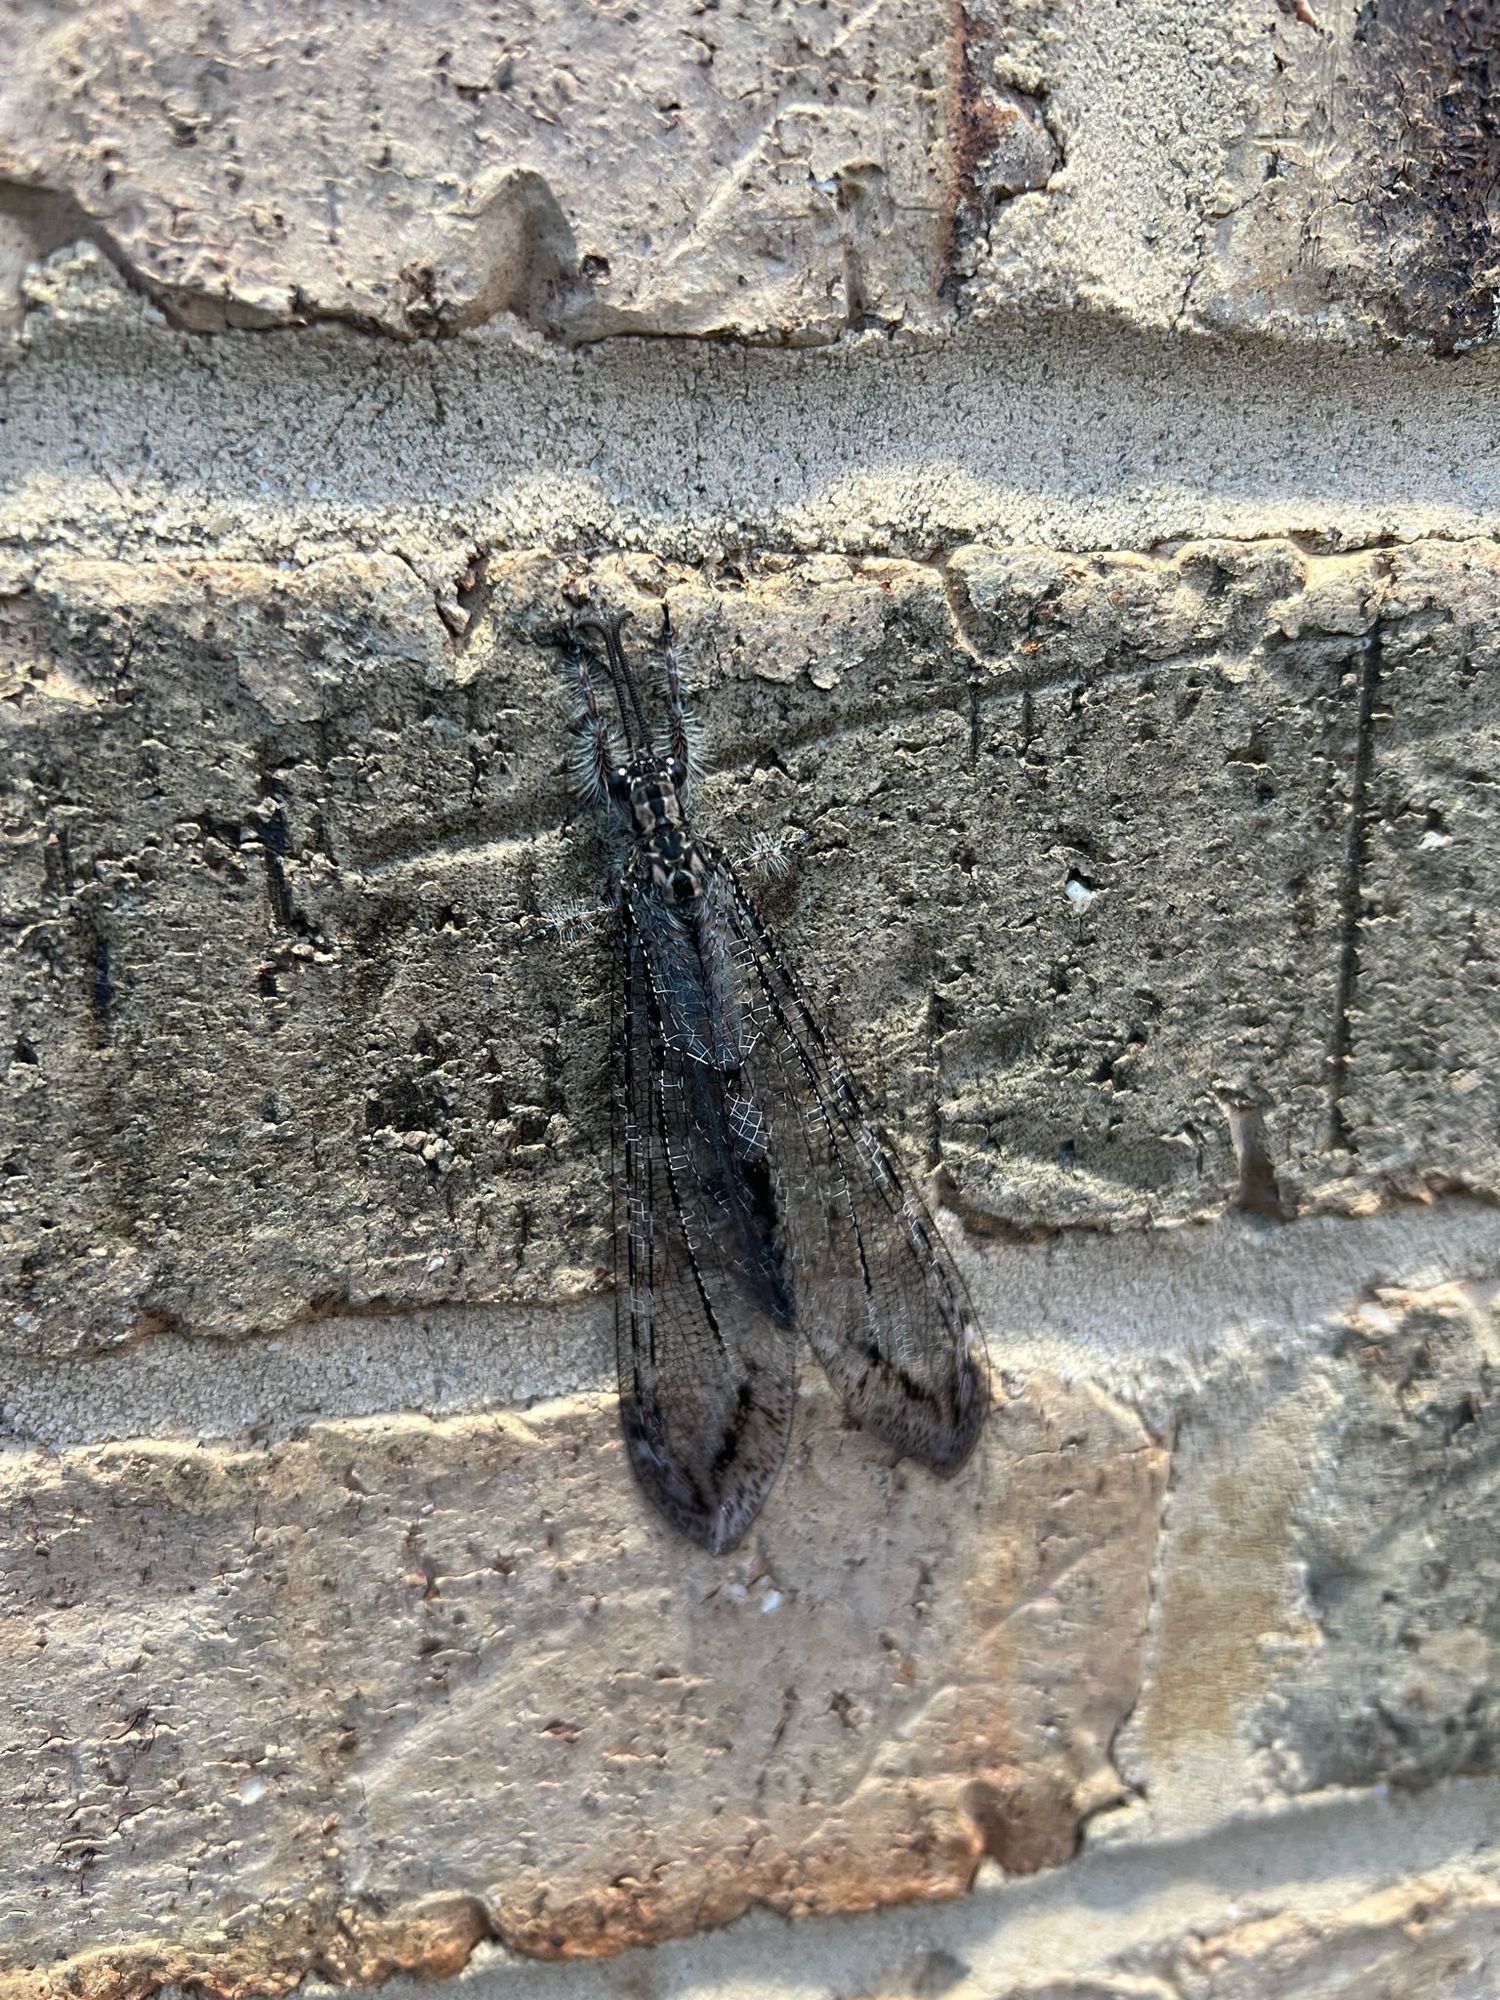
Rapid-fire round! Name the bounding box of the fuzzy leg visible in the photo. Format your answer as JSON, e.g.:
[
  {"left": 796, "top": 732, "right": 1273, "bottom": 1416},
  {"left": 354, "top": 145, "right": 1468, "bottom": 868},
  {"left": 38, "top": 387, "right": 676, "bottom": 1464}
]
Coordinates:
[{"left": 569, "top": 642, "right": 618, "bottom": 802}]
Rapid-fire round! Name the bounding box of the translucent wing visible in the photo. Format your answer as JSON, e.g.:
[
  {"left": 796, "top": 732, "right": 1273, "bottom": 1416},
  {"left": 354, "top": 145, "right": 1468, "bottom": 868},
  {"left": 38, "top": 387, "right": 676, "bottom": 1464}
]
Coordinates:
[
  {"left": 614, "top": 885, "right": 797, "bottom": 1554},
  {"left": 706, "top": 851, "right": 989, "bottom": 1472}
]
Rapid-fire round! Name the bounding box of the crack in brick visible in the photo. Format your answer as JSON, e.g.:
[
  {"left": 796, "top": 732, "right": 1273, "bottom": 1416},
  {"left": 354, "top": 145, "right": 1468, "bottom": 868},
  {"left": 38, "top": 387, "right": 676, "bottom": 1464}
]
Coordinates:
[{"left": 1327, "top": 622, "right": 1385, "bottom": 1153}]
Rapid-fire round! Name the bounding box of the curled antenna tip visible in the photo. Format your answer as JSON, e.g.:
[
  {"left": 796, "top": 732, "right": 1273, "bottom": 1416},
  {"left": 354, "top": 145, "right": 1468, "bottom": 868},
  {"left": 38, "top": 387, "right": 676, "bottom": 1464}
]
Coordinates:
[
  {"left": 571, "top": 603, "right": 653, "bottom": 752},
  {"left": 573, "top": 606, "right": 632, "bottom": 646}
]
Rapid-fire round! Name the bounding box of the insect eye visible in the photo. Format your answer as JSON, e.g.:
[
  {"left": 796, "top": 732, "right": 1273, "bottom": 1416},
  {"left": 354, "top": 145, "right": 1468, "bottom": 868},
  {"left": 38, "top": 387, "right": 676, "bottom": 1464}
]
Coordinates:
[
  {"left": 606, "top": 769, "right": 630, "bottom": 800},
  {"left": 669, "top": 758, "right": 687, "bottom": 785}
]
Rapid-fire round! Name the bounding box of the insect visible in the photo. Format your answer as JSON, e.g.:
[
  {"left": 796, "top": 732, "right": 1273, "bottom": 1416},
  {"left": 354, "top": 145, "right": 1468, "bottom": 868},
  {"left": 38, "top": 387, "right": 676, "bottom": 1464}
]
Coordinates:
[{"left": 566, "top": 603, "right": 988, "bottom": 1552}]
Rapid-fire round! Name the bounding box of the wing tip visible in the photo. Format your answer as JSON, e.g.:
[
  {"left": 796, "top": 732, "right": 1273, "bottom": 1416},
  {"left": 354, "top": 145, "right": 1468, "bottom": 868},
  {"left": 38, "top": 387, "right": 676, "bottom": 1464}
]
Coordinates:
[
  {"left": 620, "top": 1401, "right": 780, "bottom": 1555},
  {"left": 855, "top": 1340, "right": 991, "bottom": 1476},
  {"left": 929, "top": 1342, "right": 991, "bottom": 1474}
]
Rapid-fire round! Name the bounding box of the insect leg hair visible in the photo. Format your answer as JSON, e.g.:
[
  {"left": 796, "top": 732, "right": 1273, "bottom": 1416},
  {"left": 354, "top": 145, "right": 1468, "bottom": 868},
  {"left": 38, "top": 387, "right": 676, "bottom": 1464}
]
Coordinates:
[
  {"left": 657, "top": 600, "right": 703, "bottom": 784},
  {"left": 568, "top": 636, "right": 619, "bottom": 803}
]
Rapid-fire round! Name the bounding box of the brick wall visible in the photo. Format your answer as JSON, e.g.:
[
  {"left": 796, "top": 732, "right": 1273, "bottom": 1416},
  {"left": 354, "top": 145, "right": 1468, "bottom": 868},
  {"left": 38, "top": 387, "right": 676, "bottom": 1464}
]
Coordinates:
[{"left": 2, "top": 2, "right": 1498, "bottom": 1995}]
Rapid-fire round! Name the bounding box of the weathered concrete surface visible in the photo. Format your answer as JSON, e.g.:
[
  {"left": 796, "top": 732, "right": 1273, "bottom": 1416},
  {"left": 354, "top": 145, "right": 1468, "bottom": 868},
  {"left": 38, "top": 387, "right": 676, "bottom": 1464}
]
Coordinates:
[
  {"left": 5, "top": 542, "right": 1498, "bottom": 1358},
  {"left": 0, "top": 1377, "right": 1164, "bottom": 1985},
  {"left": 0, "top": 0, "right": 1014, "bottom": 342},
  {"left": 1267, "top": 1281, "right": 1500, "bottom": 1795},
  {"left": 3, "top": 0, "right": 1493, "bottom": 348}
]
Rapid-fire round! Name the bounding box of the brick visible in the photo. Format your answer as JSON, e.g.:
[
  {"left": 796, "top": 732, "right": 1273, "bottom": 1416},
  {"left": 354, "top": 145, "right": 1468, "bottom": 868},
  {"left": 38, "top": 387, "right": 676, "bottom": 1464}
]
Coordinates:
[{"left": 0, "top": 1379, "right": 1165, "bottom": 1980}]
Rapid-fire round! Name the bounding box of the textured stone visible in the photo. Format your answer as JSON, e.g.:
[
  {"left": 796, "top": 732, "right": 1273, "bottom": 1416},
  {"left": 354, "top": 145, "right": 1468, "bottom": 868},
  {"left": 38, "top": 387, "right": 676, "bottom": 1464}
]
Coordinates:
[
  {"left": 5, "top": 542, "right": 1498, "bottom": 1362},
  {"left": 1195, "top": 0, "right": 1500, "bottom": 352},
  {"left": 942, "top": 536, "right": 1354, "bottom": 1226},
  {"left": 0, "top": 0, "right": 1007, "bottom": 343},
  {"left": 1347, "top": 543, "right": 1500, "bottom": 1191},
  {"left": 969, "top": 0, "right": 1500, "bottom": 352},
  {"left": 1264, "top": 1282, "right": 1500, "bottom": 1794},
  {"left": 1, "top": 0, "right": 1491, "bottom": 349},
  {"left": 0, "top": 1377, "right": 1165, "bottom": 1983},
  {"left": 2, "top": 551, "right": 606, "bottom": 1354}
]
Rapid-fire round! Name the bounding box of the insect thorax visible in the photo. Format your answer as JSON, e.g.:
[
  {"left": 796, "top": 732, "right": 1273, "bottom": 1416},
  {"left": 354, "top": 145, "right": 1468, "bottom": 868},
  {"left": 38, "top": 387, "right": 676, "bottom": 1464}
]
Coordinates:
[{"left": 612, "top": 757, "right": 707, "bottom": 907}]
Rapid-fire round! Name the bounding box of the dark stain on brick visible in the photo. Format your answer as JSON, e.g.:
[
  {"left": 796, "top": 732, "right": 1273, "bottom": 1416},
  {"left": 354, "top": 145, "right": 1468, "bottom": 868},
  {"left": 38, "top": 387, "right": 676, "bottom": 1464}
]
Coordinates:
[
  {"left": 946, "top": 1, "right": 1004, "bottom": 264},
  {"left": 941, "top": 3, "right": 1060, "bottom": 298},
  {"left": 76, "top": 898, "right": 115, "bottom": 1031}
]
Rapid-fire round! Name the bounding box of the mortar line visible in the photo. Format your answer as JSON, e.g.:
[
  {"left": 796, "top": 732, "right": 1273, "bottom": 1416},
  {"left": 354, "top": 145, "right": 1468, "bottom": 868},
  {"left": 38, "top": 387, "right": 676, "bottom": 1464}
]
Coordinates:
[
  {"left": 7, "top": 1200, "right": 1498, "bottom": 1454},
  {"left": 326, "top": 1774, "right": 1500, "bottom": 1998},
  {"left": 11, "top": 522, "right": 1500, "bottom": 570}
]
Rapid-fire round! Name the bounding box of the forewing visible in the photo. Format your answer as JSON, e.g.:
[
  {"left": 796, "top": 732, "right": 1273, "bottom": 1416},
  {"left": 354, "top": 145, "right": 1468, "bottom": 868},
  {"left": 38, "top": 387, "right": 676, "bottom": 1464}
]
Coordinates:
[
  {"left": 706, "top": 853, "right": 989, "bottom": 1473},
  {"left": 615, "top": 891, "right": 796, "bottom": 1553}
]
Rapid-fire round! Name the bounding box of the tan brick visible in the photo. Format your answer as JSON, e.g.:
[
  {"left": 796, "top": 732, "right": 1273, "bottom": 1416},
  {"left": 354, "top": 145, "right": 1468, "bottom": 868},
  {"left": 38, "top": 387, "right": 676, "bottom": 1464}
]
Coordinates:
[
  {"left": 0, "top": 1377, "right": 1165, "bottom": 1982},
  {"left": 4, "top": 1, "right": 1486, "bottom": 351}
]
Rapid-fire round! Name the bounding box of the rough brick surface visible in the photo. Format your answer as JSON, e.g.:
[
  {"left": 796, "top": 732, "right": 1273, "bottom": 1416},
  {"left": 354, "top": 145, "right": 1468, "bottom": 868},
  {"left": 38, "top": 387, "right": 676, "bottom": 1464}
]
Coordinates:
[
  {"left": 0, "top": 0, "right": 986, "bottom": 341},
  {"left": 1266, "top": 1283, "right": 1500, "bottom": 1794},
  {"left": 0, "top": 1381, "right": 1163, "bottom": 1984},
  {"left": 1, "top": 0, "right": 1492, "bottom": 348},
  {"left": 5, "top": 545, "right": 1498, "bottom": 1359}
]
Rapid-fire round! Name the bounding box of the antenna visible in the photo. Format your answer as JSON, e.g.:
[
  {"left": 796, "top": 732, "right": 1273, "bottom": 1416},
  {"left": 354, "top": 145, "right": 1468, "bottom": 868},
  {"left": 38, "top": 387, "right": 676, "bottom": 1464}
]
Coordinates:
[{"left": 575, "top": 610, "right": 653, "bottom": 753}]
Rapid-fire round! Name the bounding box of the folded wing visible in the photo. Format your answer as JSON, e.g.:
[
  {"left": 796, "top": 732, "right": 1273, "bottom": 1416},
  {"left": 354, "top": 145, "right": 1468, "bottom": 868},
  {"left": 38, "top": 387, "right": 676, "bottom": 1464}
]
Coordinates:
[
  {"left": 613, "top": 889, "right": 796, "bottom": 1554},
  {"left": 707, "top": 852, "right": 989, "bottom": 1473}
]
